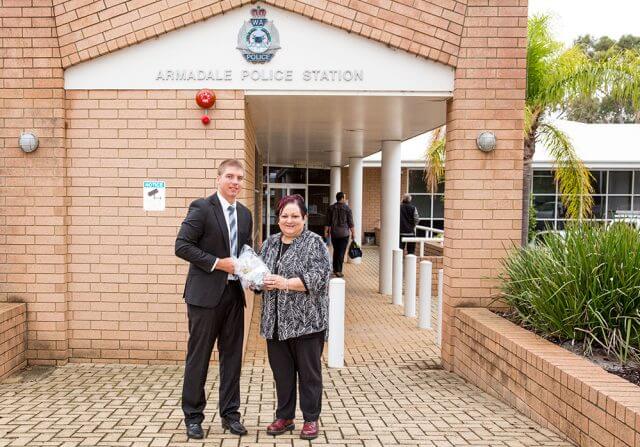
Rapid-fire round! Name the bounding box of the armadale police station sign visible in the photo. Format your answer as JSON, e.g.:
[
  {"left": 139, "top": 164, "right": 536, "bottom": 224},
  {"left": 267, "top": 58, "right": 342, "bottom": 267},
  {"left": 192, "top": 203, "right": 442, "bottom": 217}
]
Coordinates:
[
  {"left": 154, "top": 69, "right": 364, "bottom": 83},
  {"left": 63, "top": 3, "right": 454, "bottom": 93},
  {"left": 154, "top": 6, "right": 364, "bottom": 85}
]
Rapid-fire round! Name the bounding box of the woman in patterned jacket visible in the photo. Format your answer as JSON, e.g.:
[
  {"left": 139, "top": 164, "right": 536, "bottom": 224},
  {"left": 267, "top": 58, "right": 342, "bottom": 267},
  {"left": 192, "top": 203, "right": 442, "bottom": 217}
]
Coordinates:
[{"left": 260, "top": 194, "right": 331, "bottom": 440}]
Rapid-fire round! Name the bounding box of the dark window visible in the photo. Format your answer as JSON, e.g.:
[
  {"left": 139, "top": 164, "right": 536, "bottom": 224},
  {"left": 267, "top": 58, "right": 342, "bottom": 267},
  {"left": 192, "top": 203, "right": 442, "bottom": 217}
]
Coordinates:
[
  {"left": 432, "top": 195, "right": 444, "bottom": 219},
  {"left": 268, "top": 167, "right": 306, "bottom": 184},
  {"left": 608, "top": 171, "right": 632, "bottom": 194},
  {"left": 308, "top": 169, "right": 330, "bottom": 184},
  {"left": 412, "top": 195, "right": 431, "bottom": 218},
  {"left": 591, "top": 171, "right": 607, "bottom": 195},
  {"left": 532, "top": 170, "right": 555, "bottom": 194},
  {"left": 607, "top": 196, "right": 632, "bottom": 218},
  {"left": 408, "top": 170, "right": 427, "bottom": 193}
]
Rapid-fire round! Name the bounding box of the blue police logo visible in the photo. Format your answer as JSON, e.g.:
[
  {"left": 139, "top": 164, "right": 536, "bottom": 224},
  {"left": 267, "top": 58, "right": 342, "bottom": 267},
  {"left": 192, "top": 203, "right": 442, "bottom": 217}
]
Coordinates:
[{"left": 237, "top": 6, "right": 281, "bottom": 63}]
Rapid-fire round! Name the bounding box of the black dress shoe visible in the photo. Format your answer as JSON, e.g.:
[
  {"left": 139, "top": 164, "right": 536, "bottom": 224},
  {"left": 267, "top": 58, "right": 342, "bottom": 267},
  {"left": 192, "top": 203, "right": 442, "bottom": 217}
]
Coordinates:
[
  {"left": 186, "top": 423, "right": 204, "bottom": 439},
  {"left": 221, "top": 418, "right": 248, "bottom": 436}
]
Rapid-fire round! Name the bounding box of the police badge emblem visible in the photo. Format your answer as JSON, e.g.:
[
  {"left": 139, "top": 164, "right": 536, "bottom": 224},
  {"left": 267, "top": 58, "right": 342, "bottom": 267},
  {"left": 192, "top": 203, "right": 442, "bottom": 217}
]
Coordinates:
[{"left": 237, "top": 6, "right": 281, "bottom": 63}]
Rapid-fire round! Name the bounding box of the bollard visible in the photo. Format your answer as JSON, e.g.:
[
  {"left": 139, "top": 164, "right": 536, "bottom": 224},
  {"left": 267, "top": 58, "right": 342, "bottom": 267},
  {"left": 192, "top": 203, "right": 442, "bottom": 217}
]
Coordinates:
[
  {"left": 403, "top": 255, "right": 416, "bottom": 317},
  {"left": 437, "top": 269, "right": 443, "bottom": 347},
  {"left": 418, "top": 260, "right": 432, "bottom": 329},
  {"left": 392, "top": 249, "right": 403, "bottom": 305},
  {"left": 328, "top": 278, "right": 346, "bottom": 368}
]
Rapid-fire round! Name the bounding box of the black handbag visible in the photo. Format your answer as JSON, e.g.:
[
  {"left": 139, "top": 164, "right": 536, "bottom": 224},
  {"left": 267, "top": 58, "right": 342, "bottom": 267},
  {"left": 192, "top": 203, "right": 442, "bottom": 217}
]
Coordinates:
[{"left": 348, "top": 241, "right": 363, "bottom": 259}]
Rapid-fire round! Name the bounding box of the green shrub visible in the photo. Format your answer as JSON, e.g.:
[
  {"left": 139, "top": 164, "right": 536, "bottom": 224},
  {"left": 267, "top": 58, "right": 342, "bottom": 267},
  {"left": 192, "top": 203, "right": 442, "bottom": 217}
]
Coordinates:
[{"left": 500, "top": 223, "right": 640, "bottom": 364}]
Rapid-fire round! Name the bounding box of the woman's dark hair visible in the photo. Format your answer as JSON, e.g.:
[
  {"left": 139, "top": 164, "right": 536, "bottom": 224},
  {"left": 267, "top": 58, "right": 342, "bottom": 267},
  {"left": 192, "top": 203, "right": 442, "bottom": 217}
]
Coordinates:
[{"left": 277, "top": 194, "right": 307, "bottom": 218}]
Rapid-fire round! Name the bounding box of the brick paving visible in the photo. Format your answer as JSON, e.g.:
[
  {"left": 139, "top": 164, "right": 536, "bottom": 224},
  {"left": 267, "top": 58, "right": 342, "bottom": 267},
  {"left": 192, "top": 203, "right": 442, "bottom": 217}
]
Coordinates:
[{"left": 0, "top": 248, "right": 572, "bottom": 446}]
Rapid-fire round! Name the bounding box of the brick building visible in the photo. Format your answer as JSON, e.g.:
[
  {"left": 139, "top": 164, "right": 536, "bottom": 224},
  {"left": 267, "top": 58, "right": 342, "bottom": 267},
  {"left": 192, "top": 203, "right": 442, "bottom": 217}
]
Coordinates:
[{"left": 1, "top": 0, "right": 527, "bottom": 370}]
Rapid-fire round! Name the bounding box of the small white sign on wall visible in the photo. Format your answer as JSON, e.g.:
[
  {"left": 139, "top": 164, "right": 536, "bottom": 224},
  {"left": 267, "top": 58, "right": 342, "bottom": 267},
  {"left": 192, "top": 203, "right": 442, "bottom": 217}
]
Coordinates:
[{"left": 143, "top": 181, "right": 166, "bottom": 211}]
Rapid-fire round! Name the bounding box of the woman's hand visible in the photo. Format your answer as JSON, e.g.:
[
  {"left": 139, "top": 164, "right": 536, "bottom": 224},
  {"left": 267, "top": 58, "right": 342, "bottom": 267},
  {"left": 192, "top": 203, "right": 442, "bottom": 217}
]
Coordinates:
[{"left": 263, "top": 274, "right": 288, "bottom": 291}]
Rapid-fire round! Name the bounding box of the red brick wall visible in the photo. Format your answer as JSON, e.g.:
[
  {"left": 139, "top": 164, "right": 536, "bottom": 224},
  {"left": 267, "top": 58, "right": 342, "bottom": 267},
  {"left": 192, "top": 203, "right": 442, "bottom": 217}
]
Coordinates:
[
  {"left": 441, "top": 0, "right": 527, "bottom": 368},
  {"left": 53, "top": 0, "right": 465, "bottom": 68},
  {"left": 0, "top": 303, "right": 27, "bottom": 380},
  {"left": 0, "top": 0, "right": 69, "bottom": 365},
  {"left": 64, "top": 89, "right": 250, "bottom": 363},
  {"left": 1, "top": 0, "right": 527, "bottom": 365},
  {"left": 455, "top": 308, "right": 640, "bottom": 447}
]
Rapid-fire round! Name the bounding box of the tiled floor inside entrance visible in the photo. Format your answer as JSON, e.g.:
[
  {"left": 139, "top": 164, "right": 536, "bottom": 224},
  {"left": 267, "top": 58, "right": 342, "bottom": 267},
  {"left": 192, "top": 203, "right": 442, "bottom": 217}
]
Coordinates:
[{"left": 0, "top": 248, "right": 572, "bottom": 446}]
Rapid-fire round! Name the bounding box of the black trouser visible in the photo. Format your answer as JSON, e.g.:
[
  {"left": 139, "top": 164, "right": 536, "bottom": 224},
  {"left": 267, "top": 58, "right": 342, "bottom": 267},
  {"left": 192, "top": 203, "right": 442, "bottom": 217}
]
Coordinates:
[
  {"left": 331, "top": 236, "right": 349, "bottom": 273},
  {"left": 400, "top": 232, "right": 416, "bottom": 255},
  {"left": 267, "top": 332, "right": 325, "bottom": 422},
  {"left": 182, "top": 281, "right": 244, "bottom": 425}
]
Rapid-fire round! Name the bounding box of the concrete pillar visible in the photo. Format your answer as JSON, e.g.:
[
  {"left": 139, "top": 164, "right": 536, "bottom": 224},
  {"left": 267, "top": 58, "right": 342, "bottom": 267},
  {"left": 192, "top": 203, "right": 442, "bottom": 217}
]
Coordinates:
[
  {"left": 348, "top": 157, "right": 363, "bottom": 263},
  {"left": 330, "top": 166, "right": 341, "bottom": 206},
  {"left": 379, "top": 140, "right": 401, "bottom": 295}
]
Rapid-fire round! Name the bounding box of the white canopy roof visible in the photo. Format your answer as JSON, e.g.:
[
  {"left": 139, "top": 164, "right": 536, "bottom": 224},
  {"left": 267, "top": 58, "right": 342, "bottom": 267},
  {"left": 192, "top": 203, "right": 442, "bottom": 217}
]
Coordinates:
[{"left": 363, "top": 120, "right": 640, "bottom": 170}]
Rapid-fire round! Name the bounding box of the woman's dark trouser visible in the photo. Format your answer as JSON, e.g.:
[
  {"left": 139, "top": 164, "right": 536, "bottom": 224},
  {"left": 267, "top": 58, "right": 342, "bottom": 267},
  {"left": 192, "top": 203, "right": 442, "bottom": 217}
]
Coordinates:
[{"left": 267, "top": 332, "right": 325, "bottom": 422}]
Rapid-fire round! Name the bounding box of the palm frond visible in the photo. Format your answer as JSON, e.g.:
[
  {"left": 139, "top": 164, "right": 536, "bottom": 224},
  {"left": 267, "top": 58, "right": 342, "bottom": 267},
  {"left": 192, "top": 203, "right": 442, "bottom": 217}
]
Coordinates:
[
  {"left": 424, "top": 126, "right": 446, "bottom": 193},
  {"left": 537, "top": 122, "right": 594, "bottom": 219}
]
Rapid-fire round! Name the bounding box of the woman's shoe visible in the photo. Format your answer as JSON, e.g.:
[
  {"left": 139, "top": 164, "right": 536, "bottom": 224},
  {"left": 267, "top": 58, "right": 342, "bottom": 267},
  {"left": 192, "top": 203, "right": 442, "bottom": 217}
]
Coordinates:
[
  {"left": 266, "top": 418, "right": 295, "bottom": 435},
  {"left": 300, "top": 421, "right": 319, "bottom": 440}
]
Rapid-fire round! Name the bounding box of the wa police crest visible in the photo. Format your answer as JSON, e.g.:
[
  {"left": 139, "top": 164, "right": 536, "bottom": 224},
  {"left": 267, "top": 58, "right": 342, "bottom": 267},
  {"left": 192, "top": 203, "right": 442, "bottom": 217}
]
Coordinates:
[{"left": 237, "top": 6, "right": 281, "bottom": 64}]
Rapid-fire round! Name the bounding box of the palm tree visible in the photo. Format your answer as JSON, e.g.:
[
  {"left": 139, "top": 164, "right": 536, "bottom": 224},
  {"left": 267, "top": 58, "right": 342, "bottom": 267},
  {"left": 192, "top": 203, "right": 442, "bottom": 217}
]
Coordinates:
[{"left": 425, "top": 15, "right": 640, "bottom": 244}]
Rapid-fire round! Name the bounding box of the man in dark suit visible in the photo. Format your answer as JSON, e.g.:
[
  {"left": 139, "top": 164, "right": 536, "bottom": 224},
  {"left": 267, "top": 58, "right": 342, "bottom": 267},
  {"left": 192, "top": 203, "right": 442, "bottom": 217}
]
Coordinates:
[{"left": 175, "top": 159, "right": 253, "bottom": 439}]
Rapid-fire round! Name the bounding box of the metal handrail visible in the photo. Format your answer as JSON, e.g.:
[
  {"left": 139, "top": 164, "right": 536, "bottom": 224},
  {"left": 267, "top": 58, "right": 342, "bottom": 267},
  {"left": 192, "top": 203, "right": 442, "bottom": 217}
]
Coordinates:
[{"left": 390, "top": 226, "right": 444, "bottom": 257}]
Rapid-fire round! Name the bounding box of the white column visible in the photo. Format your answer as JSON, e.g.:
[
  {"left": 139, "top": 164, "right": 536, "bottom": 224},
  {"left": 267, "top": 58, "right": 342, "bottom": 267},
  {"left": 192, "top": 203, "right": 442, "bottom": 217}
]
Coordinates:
[
  {"left": 392, "top": 248, "right": 403, "bottom": 305},
  {"left": 328, "top": 278, "right": 345, "bottom": 368},
  {"left": 348, "top": 157, "right": 363, "bottom": 264},
  {"left": 403, "top": 254, "right": 416, "bottom": 317},
  {"left": 330, "top": 166, "right": 341, "bottom": 206},
  {"left": 379, "top": 140, "right": 401, "bottom": 295},
  {"left": 418, "top": 260, "right": 432, "bottom": 329}
]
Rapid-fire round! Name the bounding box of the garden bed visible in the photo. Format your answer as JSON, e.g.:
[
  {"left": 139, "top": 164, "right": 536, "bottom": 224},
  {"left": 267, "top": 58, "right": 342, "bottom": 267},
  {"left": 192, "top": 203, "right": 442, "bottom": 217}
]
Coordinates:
[
  {"left": 497, "top": 309, "right": 640, "bottom": 386},
  {"left": 454, "top": 307, "right": 640, "bottom": 447}
]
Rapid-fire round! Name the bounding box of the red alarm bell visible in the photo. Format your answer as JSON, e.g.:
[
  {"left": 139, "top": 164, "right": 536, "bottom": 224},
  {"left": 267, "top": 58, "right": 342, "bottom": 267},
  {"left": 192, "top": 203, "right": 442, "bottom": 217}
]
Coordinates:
[{"left": 195, "top": 89, "right": 216, "bottom": 109}]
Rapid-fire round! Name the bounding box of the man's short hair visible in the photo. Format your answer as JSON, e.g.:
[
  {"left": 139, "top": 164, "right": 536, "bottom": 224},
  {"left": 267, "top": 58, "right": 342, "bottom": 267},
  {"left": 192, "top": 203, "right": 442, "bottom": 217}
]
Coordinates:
[
  {"left": 217, "top": 159, "right": 244, "bottom": 176},
  {"left": 336, "top": 192, "right": 345, "bottom": 202},
  {"left": 402, "top": 193, "right": 412, "bottom": 203}
]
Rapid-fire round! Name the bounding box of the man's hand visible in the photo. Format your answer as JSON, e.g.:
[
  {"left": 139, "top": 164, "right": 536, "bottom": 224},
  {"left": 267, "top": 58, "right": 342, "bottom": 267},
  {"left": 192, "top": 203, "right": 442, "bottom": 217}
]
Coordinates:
[{"left": 215, "top": 257, "right": 236, "bottom": 274}]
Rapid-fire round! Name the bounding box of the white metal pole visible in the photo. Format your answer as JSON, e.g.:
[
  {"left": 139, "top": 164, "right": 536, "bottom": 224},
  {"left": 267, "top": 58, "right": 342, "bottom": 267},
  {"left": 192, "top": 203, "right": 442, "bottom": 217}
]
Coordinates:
[
  {"left": 418, "top": 260, "right": 432, "bottom": 329},
  {"left": 330, "top": 166, "right": 341, "bottom": 210},
  {"left": 392, "top": 248, "right": 403, "bottom": 305},
  {"left": 379, "top": 140, "right": 401, "bottom": 295},
  {"left": 403, "top": 255, "right": 417, "bottom": 317},
  {"left": 328, "top": 278, "right": 346, "bottom": 368},
  {"left": 437, "top": 269, "right": 443, "bottom": 348},
  {"left": 348, "top": 157, "right": 363, "bottom": 264}
]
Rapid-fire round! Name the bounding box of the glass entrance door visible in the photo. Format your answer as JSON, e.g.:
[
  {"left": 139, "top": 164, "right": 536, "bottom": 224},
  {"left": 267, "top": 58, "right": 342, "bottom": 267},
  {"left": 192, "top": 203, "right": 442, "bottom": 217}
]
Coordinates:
[{"left": 266, "top": 185, "right": 307, "bottom": 236}]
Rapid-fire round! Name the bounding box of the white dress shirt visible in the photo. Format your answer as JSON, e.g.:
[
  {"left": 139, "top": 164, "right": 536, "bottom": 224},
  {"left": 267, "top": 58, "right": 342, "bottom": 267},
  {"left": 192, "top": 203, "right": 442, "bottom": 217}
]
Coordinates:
[{"left": 211, "top": 192, "right": 238, "bottom": 277}]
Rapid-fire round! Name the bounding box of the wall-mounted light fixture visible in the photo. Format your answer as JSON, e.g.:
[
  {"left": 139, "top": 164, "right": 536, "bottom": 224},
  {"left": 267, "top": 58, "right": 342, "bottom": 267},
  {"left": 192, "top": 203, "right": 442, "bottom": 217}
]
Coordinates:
[
  {"left": 476, "top": 131, "right": 496, "bottom": 152},
  {"left": 18, "top": 132, "right": 39, "bottom": 153}
]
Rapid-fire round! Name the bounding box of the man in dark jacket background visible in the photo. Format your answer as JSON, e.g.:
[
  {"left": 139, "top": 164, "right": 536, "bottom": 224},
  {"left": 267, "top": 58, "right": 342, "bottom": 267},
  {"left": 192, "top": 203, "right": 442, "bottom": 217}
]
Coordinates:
[
  {"left": 324, "top": 192, "right": 355, "bottom": 277},
  {"left": 400, "top": 193, "right": 420, "bottom": 255}
]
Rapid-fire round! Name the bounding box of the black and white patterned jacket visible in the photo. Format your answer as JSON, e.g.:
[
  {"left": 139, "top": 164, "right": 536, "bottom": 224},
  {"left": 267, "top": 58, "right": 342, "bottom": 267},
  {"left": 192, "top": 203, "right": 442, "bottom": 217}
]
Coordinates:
[{"left": 259, "top": 230, "right": 331, "bottom": 340}]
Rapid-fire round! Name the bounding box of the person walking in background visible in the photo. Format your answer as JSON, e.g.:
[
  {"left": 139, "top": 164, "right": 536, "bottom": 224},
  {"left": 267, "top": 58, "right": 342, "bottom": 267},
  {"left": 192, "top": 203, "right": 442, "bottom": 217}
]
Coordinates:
[
  {"left": 259, "top": 194, "right": 332, "bottom": 440},
  {"left": 175, "top": 159, "right": 252, "bottom": 440},
  {"left": 324, "top": 192, "right": 355, "bottom": 277},
  {"left": 400, "top": 193, "right": 420, "bottom": 255}
]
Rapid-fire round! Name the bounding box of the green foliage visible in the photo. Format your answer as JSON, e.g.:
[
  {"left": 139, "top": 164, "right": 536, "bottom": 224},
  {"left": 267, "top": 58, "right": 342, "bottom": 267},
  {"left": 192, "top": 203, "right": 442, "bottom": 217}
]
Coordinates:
[
  {"left": 566, "top": 34, "right": 640, "bottom": 123},
  {"left": 500, "top": 223, "right": 640, "bottom": 364}
]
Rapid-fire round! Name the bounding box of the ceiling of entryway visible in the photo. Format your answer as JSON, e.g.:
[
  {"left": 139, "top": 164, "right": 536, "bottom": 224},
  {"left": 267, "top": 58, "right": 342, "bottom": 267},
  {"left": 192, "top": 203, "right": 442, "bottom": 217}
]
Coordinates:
[{"left": 245, "top": 94, "right": 447, "bottom": 167}]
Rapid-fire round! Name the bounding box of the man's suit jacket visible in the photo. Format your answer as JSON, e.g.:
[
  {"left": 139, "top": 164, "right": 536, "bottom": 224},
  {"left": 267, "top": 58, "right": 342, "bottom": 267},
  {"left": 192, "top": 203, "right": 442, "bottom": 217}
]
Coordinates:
[{"left": 175, "top": 194, "right": 253, "bottom": 308}]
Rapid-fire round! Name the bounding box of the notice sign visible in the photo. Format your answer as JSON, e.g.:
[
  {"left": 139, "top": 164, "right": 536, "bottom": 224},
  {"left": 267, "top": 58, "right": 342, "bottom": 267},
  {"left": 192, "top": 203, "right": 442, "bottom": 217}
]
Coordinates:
[{"left": 143, "top": 181, "right": 166, "bottom": 211}]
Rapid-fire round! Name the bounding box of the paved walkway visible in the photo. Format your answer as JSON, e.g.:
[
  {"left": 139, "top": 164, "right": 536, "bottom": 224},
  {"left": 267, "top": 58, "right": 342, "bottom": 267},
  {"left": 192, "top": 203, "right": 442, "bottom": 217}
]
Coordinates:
[{"left": 0, "top": 249, "right": 572, "bottom": 446}]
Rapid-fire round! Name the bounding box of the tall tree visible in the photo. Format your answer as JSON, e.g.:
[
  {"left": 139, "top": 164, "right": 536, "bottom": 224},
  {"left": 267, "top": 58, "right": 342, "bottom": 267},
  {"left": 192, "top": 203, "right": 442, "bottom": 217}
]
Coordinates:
[
  {"left": 425, "top": 16, "right": 640, "bottom": 244},
  {"left": 566, "top": 34, "right": 640, "bottom": 123}
]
